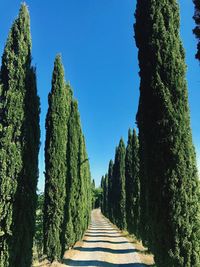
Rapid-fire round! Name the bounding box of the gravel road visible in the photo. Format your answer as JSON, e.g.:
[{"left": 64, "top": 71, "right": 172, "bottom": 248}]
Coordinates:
[{"left": 62, "top": 209, "right": 154, "bottom": 267}]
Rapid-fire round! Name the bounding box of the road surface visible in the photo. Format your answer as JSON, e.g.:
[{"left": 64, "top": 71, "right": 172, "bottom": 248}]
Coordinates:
[{"left": 62, "top": 209, "right": 154, "bottom": 267}]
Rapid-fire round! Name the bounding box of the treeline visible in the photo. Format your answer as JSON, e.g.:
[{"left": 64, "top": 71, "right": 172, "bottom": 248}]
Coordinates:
[
  {"left": 0, "top": 4, "right": 92, "bottom": 267},
  {"left": 101, "top": 129, "right": 140, "bottom": 237},
  {"left": 101, "top": 1, "right": 200, "bottom": 267}
]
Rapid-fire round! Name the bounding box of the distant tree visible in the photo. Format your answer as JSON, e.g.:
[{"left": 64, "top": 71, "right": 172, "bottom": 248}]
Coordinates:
[
  {"left": 43, "top": 55, "right": 69, "bottom": 261},
  {"left": 0, "top": 4, "right": 40, "bottom": 267},
  {"left": 113, "top": 139, "right": 126, "bottom": 230},
  {"left": 34, "top": 193, "right": 44, "bottom": 260},
  {"left": 91, "top": 179, "right": 96, "bottom": 209},
  {"left": 92, "top": 179, "right": 95, "bottom": 188},
  {"left": 93, "top": 187, "right": 103, "bottom": 209},
  {"left": 193, "top": 0, "right": 200, "bottom": 60},
  {"left": 125, "top": 129, "right": 140, "bottom": 236},
  {"left": 100, "top": 176, "right": 105, "bottom": 213},
  {"left": 104, "top": 174, "right": 109, "bottom": 217},
  {"left": 135, "top": 0, "right": 200, "bottom": 266}
]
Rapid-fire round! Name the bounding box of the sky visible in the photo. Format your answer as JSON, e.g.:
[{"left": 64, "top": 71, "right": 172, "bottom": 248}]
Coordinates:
[{"left": 0, "top": 1, "right": 199, "bottom": 191}]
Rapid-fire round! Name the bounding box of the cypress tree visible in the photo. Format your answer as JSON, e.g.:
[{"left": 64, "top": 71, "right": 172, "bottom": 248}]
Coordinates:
[
  {"left": 84, "top": 136, "right": 92, "bottom": 226},
  {"left": 92, "top": 179, "right": 96, "bottom": 209},
  {"left": 131, "top": 130, "right": 140, "bottom": 237},
  {"left": 66, "top": 100, "right": 81, "bottom": 246},
  {"left": 104, "top": 174, "right": 109, "bottom": 217},
  {"left": 63, "top": 93, "right": 91, "bottom": 251},
  {"left": 135, "top": 1, "right": 200, "bottom": 266},
  {"left": 79, "top": 134, "right": 92, "bottom": 231},
  {"left": 64, "top": 100, "right": 90, "bottom": 248},
  {"left": 107, "top": 160, "right": 114, "bottom": 221},
  {"left": 193, "top": 0, "right": 200, "bottom": 60},
  {"left": 125, "top": 129, "right": 134, "bottom": 232},
  {"left": 100, "top": 176, "right": 105, "bottom": 214},
  {"left": 43, "top": 55, "right": 69, "bottom": 261},
  {"left": 0, "top": 4, "right": 40, "bottom": 267},
  {"left": 125, "top": 129, "right": 140, "bottom": 237},
  {"left": 112, "top": 139, "right": 126, "bottom": 230}
]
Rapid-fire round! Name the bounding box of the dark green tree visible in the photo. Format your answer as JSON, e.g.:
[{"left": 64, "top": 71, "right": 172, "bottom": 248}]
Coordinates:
[
  {"left": 125, "top": 129, "right": 133, "bottom": 232},
  {"left": 135, "top": 0, "right": 200, "bottom": 266},
  {"left": 65, "top": 101, "right": 81, "bottom": 246},
  {"left": 193, "top": 0, "right": 200, "bottom": 60},
  {"left": 80, "top": 135, "right": 92, "bottom": 229},
  {"left": 107, "top": 160, "right": 114, "bottom": 221},
  {"left": 34, "top": 193, "right": 44, "bottom": 260},
  {"left": 0, "top": 4, "right": 40, "bottom": 267},
  {"left": 125, "top": 129, "right": 140, "bottom": 236},
  {"left": 64, "top": 100, "right": 91, "bottom": 249},
  {"left": 112, "top": 139, "right": 126, "bottom": 230},
  {"left": 91, "top": 179, "right": 96, "bottom": 209},
  {"left": 104, "top": 174, "right": 109, "bottom": 217},
  {"left": 43, "top": 55, "right": 69, "bottom": 261},
  {"left": 100, "top": 176, "right": 105, "bottom": 213},
  {"left": 92, "top": 187, "right": 103, "bottom": 209},
  {"left": 131, "top": 130, "right": 140, "bottom": 237}
]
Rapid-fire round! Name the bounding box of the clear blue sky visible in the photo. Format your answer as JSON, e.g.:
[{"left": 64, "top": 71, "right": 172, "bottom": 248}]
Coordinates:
[{"left": 0, "top": 1, "right": 199, "bottom": 191}]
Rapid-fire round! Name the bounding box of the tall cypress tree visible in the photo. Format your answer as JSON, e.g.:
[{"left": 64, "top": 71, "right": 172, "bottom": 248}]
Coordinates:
[
  {"left": 0, "top": 4, "right": 40, "bottom": 267},
  {"left": 125, "top": 129, "right": 140, "bottom": 236},
  {"left": 79, "top": 134, "right": 92, "bottom": 232},
  {"left": 63, "top": 89, "right": 91, "bottom": 252},
  {"left": 104, "top": 174, "right": 109, "bottom": 217},
  {"left": 65, "top": 100, "right": 84, "bottom": 248},
  {"left": 135, "top": 1, "right": 200, "bottom": 266},
  {"left": 43, "top": 55, "right": 69, "bottom": 261},
  {"left": 107, "top": 160, "right": 114, "bottom": 221},
  {"left": 91, "top": 179, "right": 96, "bottom": 209},
  {"left": 125, "top": 129, "right": 134, "bottom": 233},
  {"left": 113, "top": 139, "right": 126, "bottom": 230},
  {"left": 193, "top": 0, "right": 200, "bottom": 60},
  {"left": 100, "top": 176, "right": 105, "bottom": 214},
  {"left": 131, "top": 130, "right": 140, "bottom": 236}
]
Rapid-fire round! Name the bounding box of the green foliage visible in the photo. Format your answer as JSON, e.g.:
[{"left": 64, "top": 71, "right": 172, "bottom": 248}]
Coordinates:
[
  {"left": 112, "top": 139, "right": 126, "bottom": 230},
  {"left": 100, "top": 176, "right": 105, "bottom": 212},
  {"left": 64, "top": 99, "right": 92, "bottom": 251},
  {"left": 65, "top": 100, "right": 82, "bottom": 247},
  {"left": 92, "top": 187, "right": 103, "bottom": 209},
  {"left": 43, "top": 57, "right": 91, "bottom": 261},
  {"left": 125, "top": 129, "right": 140, "bottom": 237},
  {"left": 0, "top": 4, "right": 40, "bottom": 267},
  {"left": 134, "top": 0, "right": 200, "bottom": 266},
  {"left": 33, "top": 193, "right": 44, "bottom": 261},
  {"left": 91, "top": 179, "right": 96, "bottom": 209},
  {"left": 193, "top": 0, "right": 200, "bottom": 60},
  {"left": 43, "top": 55, "right": 69, "bottom": 261},
  {"left": 107, "top": 160, "right": 114, "bottom": 221},
  {"left": 101, "top": 174, "right": 109, "bottom": 217}
]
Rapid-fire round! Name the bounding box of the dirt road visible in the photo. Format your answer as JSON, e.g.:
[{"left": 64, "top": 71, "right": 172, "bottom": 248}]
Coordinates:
[{"left": 62, "top": 209, "right": 154, "bottom": 267}]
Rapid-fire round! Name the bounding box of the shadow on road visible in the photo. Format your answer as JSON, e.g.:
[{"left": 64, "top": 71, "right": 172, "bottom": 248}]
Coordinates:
[
  {"left": 63, "top": 259, "right": 154, "bottom": 266},
  {"left": 73, "top": 246, "right": 140, "bottom": 254},
  {"left": 83, "top": 239, "right": 129, "bottom": 244},
  {"left": 88, "top": 228, "right": 115, "bottom": 231},
  {"left": 85, "top": 234, "right": 127, "bottom": 238},
  {"left": 86, "top": 231, "right": 119, "bottom": 235}
]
